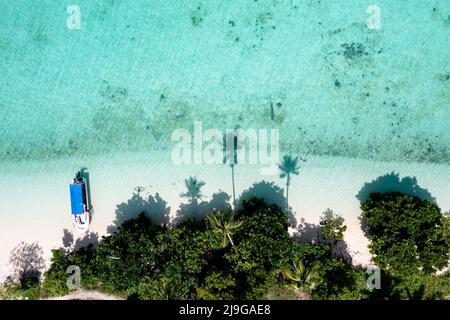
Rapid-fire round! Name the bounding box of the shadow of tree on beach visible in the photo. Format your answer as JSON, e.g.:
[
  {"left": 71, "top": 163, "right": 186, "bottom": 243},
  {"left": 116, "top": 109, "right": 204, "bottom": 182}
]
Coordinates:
[
  {"left": 62, "top": 228, "right": 74, "bottom": 248},
  {"left": 332, "top": 240, "right": 353, "bottom": 264},
  {"left": 60, "top": 229, "right": 99, "bottom": 252},
  {"left": 107, "top": 191, "right": 171, "bottom": 233},
  {"left": 173, "top": 190, "right": 232, "bottom": 225},
  {"left": 293, "top": 213, "right": 353, "bottom": 264},
  {"left": 180, "top": 176, "right": 205, "bottom": 204},
  {"left": 74, "top": 232, "right": 100, "bottom": 251},
  {"left": 173, "top": 176, "right": 231, "bottom": 225},
  {"left": 6, "top": 242, "right": 45, "bottom": 285},
  {"left": 201, "top": 191, "right": 231, "bottom": 213},
  {"left": 356, "top": 172, "right": 436, "bottom": 204},
  {"left": 356, "top": 172, "right": 436, "bottom": 237},
  {"left": 236, "top": 180, "right": 296, "bottom": 227},
  {"left": 172, "top": 177, "right": 205, "bottom": 225},
  {"left": 293, "top": 218, "right": 322, "bottom": 243}
]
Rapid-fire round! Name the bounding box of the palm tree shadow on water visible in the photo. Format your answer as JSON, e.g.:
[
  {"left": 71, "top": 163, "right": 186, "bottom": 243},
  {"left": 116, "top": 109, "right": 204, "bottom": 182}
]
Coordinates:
[{"left": 356, "top": 172, "right": 436, "bottom": 237}]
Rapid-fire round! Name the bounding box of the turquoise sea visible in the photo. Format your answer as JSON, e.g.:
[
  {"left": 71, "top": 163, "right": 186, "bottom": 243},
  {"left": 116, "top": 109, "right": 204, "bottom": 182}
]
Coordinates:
[{"left": 0, "top": 0, "right": 449, "bottom": 163}]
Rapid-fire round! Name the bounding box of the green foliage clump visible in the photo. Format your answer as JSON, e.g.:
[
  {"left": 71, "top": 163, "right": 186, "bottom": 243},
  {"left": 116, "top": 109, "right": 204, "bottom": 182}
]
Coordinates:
[
  {"left": 312, "top": 260, "right": 370, "bottom": 300},
  {"left": 361, "top": 192, "right": 450, "bottom": 300},
  {"left": 369, "top": 269, "right": 450, "bottom": 300},
  {"left": 0, "top": 279, "right": 41, "bottom": 300},
  {"left": 287, "top": 231, "right": 370, "bottom": 300},
  {"left": 361, "top": 192, "right": 449, "bottom": 273},
  {"left": 41, "top": 249, "right": 70, "bottom": 297},
  {"left": 226, "top": 199, "right": 294, "bottom": 299},
  {"left": 93, "top": 213, "right": 162, "bottom": 293},
  {"left": 196, "top": 269, "right": 237, "bottom": 300},
  {"left": 320, "top": 209, "right": 347, "bottom": 243}
]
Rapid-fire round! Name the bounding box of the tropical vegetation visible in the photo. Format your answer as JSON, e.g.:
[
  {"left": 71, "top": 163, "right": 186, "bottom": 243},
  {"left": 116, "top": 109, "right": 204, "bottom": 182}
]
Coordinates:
[{"left": 1, "top": 185, "right": 449, "bottom": 300}]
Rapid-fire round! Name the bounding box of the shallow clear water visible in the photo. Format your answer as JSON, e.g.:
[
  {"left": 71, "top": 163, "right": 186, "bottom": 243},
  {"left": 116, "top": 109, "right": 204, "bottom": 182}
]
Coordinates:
[{"left": 1, "top": 0, "right": 449, "bottom": 163}]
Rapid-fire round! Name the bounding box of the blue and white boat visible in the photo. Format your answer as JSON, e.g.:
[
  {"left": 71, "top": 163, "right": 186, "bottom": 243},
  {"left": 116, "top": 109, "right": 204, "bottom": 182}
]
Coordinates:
[{"left": 69, "top": 173, "right": 90, "bottom": 233}]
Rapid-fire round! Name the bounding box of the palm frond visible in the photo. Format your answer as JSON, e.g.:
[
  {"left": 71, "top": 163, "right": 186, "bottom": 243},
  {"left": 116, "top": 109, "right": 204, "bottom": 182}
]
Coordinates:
[
  {"left": 281, "top": 266, "right": 300, "bottom": 282},
  {"left": 206, "top": 209, "right": 243, "bottom": 248},
  {"left": 281, "top": 259, "right": 322, "bottom": 293}
]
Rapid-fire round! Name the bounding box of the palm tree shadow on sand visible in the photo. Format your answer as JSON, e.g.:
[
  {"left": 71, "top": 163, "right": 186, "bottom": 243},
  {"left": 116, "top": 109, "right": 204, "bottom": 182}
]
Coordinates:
[
  {"left": 173, "top": 176, "right": 232, "bottom": 225},
  {"left": 236, "top": 180, "right": 297, "bottom": 227},
  {"left": 356, "top": 172, "right": 436, "bottom": 237},
  {"left": 107, "top": 191, "right": 171, "bottom": 234}
]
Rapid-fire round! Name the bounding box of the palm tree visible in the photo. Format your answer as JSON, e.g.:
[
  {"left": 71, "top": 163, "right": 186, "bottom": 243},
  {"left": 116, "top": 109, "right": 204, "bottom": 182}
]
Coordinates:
[
  {"left": 278, "top": 155, "right": 301, "bottom": 207},
  {"left": 281, "top": 258, "right": 321, "bottom": 296},
  {"left": 207, "top": 209, "right": 243, "bottom": 248},
  {"left": 180, "top": 176, "right": 205, "bottom": 204}
]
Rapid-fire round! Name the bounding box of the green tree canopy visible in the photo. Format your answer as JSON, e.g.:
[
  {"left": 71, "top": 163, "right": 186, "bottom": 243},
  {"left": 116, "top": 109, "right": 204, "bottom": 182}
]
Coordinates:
[
  {"left": 319, "top": 209, "right": 347, "bottom": 244},
  {"left": 361, "top": 192, "right": 449, "bottom": 273}
]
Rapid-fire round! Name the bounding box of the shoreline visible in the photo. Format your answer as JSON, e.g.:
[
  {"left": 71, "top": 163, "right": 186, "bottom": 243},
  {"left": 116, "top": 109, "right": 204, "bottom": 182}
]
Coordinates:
[{"left": 1, "top": 151, "right": 449, "bottom": 282}]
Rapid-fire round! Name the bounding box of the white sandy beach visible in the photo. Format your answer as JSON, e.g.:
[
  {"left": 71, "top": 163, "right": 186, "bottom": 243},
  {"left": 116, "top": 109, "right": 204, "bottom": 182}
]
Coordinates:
[{"left": 0, "top": 151, "right": 449, "bottom": 282}]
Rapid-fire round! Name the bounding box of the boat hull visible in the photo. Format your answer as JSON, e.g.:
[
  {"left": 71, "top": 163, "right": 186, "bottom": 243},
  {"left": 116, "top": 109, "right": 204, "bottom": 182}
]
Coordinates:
[{"left": 73, "top": 212, "right": 89, "bottom": 234}]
